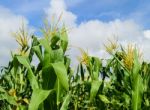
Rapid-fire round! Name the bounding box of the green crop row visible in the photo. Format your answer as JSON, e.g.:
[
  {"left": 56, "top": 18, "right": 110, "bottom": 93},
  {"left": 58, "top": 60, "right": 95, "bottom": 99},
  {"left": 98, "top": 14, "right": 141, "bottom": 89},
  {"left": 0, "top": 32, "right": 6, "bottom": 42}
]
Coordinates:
[{"left": 0, "top": 23, "right": 150, "bottom": 110}]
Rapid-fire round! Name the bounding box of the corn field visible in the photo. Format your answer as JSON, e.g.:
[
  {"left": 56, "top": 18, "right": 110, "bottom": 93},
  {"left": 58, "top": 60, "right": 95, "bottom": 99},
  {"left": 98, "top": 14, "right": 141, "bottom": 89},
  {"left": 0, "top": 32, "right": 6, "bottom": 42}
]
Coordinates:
[{"left": 0, "top": 23, "right": 150, "bottom": 110}]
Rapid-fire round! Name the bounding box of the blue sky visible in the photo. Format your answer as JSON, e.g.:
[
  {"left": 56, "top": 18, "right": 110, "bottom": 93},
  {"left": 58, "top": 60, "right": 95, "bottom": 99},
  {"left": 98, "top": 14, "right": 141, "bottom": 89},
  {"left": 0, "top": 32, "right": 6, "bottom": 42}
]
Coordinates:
[
  {"left": 0, "top": 0, "right": 150, "bottom": 29},
  {"left": 70, "top": 0, "right": 150, "bottom": 28},
  {"left": 0, "top": 0, "right": 150, "bottom": 66}
]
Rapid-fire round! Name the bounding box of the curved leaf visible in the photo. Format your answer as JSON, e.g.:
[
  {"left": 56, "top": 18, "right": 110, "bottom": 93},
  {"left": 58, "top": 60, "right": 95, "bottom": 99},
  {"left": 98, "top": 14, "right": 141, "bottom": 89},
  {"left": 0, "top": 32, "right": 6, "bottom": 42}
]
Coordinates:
[
  {"left": 90, "top": 80, "right": 101, "bottom": 101},
  {"left": 51, "top": 62, "right": 69, "bottom": 91},
  {"left": 29, "top": 89, "right": 53, "bottom": 110},
  {"left": 17, "top": 56, "right": 39, "bottom": 90},
  {"left": 60, "top": 93, "right": 71, "bottom": 110}
]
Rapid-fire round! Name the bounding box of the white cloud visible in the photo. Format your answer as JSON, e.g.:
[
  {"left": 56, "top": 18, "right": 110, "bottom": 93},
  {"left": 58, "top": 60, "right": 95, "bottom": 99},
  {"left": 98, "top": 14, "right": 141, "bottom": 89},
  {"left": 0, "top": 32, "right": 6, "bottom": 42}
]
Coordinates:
[
  {"left": 69, "top": 19, "right": 143, "bottom": 50},
  {"left": 45, "top": 0, "right": 77, "bottom": 27},
  {"left": 0, "top": 6, "right": 29, "bottom": 66},
  {"left": 144, "top": 30, "right": 150, "bottom": 39},
  {"left": 46, "top": 0, "right": 150, "bottom": 63}
]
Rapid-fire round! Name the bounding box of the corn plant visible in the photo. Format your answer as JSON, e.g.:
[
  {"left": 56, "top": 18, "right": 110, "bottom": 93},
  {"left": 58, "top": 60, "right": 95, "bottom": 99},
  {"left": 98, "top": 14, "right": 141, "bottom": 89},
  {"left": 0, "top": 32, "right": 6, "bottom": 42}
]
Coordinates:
[
  {"left": 0, "top": 22, "right": 71, "bottom": 110},
  {"left": 0, "top": 21, "right": 150, "bottom": 110}
]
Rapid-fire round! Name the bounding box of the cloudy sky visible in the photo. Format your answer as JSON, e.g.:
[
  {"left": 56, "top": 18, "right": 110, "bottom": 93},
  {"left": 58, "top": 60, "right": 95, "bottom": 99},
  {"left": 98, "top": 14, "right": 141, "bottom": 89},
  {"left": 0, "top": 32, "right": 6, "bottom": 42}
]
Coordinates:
[{"left": 0, "top": 0, "right": 150, "bottom": 66}]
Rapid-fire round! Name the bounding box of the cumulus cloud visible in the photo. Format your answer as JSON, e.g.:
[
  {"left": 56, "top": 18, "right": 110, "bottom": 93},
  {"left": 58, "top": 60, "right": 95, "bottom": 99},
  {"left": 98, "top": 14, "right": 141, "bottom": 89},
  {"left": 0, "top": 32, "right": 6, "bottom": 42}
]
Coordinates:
[
  {"left": 0, "top": 6, "right": 29, "bottom": 66},
  {"left": 70, "top": 19, "right": 144, "bottom": 50},
  {"left": 144, "top": 30, "right": 150, "bottom": 39},
  {"left": 45, "top": 0, "right": 77, "bottom": 27},
  {"left": 45, "top": 0, "right": 150, "bottom": 64}
]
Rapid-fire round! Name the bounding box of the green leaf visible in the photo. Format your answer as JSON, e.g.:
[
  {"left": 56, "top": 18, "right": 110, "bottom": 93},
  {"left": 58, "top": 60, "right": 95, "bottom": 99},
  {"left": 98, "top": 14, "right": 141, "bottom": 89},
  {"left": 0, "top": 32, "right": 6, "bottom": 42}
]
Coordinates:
[
  {"left": 99, "top": 95, "right": 110, "bottom": 103},
  {"left": 0, "top": 93, "right": 17, "bottom": 105},
  {"left": 39, "top": 38, "right": 52, "bottom": 66},
  {"left": 17, "top": 56, "right": 39, "bottom": 90},
  {"left": 51, "top": 33, "right": 60, "bottom": 47},
  {"left": 133, "top": 49, "right": 141, "bottom": 79},
  {"left": 131, "top": 49, "right": 143, "bottom": 110},
  {"left": 32, "top": 45, "right": 43, "bottom": 62},
  {"left": 123, "top": 93, "right": 130, "bottom": 105},
  {"left": 60, "top": 26, "right": 68, "bottom": 52},
  {"left": 54, "top": 79, "right": 64, "bottom": 106},
  {"left": 90, "top": 80, "right": 101, "bottom": 101},
  {"left": 17, "top": 105, "right": 28, "bottom": 110},
  {"left": 29, "top": 89, "right": 52, "bottom": 110},
  {"left": 42, "top": 64, "right": 56, "bottom": 90},
  {"left": 80, "top": 63, "right": 84, "bottom": 81},
  {"left": 51, "top": 48, "right": 64, "bottom": 63},
  {"left": 132, "top": 74, "right": 143, "bottom": 110},
  {"left": 17, "top": 56, "right": 30, "bottom": 69},
  {"left": 51, "top": 62, "right": 69, "bottom": 91},
  {"left": 60, "top": 93, "right": 71, "bottom": 110},
  {"left": 0, "top": 86, "right": 6, "bottom": 93}
]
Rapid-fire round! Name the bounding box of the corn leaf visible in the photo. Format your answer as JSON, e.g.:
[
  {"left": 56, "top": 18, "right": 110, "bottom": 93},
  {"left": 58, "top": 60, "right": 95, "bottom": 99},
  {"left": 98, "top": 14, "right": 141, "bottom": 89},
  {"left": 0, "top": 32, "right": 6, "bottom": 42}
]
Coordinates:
[
  {"left": 60, "top": 26, "right": 68, "bottom": 52},
  {"left": 29, "top": 89, "right": 52, "bottom": 110},
  {"left": 60, "top": 93, "right": 71, "bottom": 110},
  {"left": 32, "top": 45, "right": 43, "bottom": 62},
  {"left": 131, "top": 49, "right": 143, "bottom": 110},
  {"left": 90, "top": 80, "right": 101, "bottom": 101},
  {"left": 0, "top": 93, "right": 17, "bottom": 105},
  {"left": 51, "top": 62, "right": 69, "bottom": 91},
  {"left": 17, "top": 56, "right": 39, "bottom": 89},
  {"left": 99, "top": 95, "right": 110, "bottom": 103},
  {"left": 42, "top": 64, "right": 56, "bottom": 90},
  {"left": 39, "top": 38, "right": 52, "bottom": 66}
]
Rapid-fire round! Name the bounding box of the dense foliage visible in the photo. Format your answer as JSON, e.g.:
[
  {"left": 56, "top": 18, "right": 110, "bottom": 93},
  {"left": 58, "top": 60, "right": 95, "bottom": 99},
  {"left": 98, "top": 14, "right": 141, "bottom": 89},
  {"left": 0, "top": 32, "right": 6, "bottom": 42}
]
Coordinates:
[{"left": 0, "top": 23, "right": 150, "bottom": 110}]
